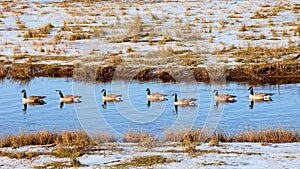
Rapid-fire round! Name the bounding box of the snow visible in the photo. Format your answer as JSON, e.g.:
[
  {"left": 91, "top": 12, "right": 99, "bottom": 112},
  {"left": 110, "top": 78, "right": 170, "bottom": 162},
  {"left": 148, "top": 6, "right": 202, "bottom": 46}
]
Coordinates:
[
  {"left": 0, "top": 142, "right": 300, "bottom": 168},
  {"left": 0, "top": 0, "right": 298, "bottom": 67}
]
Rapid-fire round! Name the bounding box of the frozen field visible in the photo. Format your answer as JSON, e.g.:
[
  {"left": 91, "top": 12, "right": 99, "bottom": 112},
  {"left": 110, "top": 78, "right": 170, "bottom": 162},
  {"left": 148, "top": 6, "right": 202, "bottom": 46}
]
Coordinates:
[
  {"left": 0, "top": 142, "right": 300, "bottom": 168},
  {"left": 0, "top": 0, "right": 299, "bottom": 67}
]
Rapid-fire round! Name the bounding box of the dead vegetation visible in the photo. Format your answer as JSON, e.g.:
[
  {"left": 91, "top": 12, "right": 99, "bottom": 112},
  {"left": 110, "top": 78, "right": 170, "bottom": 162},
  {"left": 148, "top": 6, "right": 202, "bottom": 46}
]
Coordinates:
[
  {"left": 1, "top": 127, "right": 299, "bottom": 149},
  {"left": 112, "top": 155, "right": 180, "bottom": 168},
  {"left": 0, "top": 129, "right": 95, "bottom": 148},
  {"left": 0, "top": 0, "right": 299, "bottom": 84}
]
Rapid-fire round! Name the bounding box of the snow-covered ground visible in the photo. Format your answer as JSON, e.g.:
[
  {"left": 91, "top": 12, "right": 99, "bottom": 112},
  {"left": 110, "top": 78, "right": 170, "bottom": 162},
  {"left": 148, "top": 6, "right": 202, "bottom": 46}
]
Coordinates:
[
  {"left": 0, "top": 1, "right": 299, "bottom": 67},
  {"left": 1, "top": 142, "right": 300, "bottom": 168}
]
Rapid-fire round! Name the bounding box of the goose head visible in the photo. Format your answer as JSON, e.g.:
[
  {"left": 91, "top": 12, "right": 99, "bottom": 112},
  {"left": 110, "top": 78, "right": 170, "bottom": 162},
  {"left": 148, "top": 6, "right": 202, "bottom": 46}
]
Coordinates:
[
  {"left": 172, "top": 93, "right": 178, "bottom": 101},
  {"left": 213, "top": 90, "right": 218, "bottom": 96},
  {"left": 146, "top": 88, "right": 150, "bottom": 95},
  {"left": 21, "top": 89, "right": 26, "bottom": 93}
]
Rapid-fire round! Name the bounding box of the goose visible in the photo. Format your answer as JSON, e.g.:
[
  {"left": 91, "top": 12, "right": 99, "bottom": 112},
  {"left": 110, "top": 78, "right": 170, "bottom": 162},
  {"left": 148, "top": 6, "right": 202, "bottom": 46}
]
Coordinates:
[
  {"left": 101, "top": 89, "right": 122, "bottom": 102},
  {"left": 172, "top": 93, "right": 197, "bottom": 106},
  {"left": 146, "top": 88, "right": 168, "bottom": 101},
  {"left": 213, "top": 90, "right": 236, "bottom": 102},
  {"left": 21, "top": 89, "right": 46, "bottom": 104},
  {"left": 248, "top": 87, "right": 273, "bottom": 101},
  {"left": 56, "top": 90, "right": 81, "bottom": 103}
]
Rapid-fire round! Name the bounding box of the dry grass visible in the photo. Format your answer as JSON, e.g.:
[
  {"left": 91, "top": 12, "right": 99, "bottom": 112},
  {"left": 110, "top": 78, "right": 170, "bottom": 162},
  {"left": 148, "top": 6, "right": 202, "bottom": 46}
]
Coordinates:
[
  {"left": 23, "top": 23, "right": 53, "bottom": 40},
  {"left": 112, "top": 155, "right": 180, "bottom": 168},
  {"left": 123, "top": 129, "right": 154, "bottom": 143},
  {"left": 239, "top": 23, "right": 247, "bottom": 32},
  {"left": 0, "top": 129, "right": 97, "bottom": 148},
  {"left": 0, "top": 151, "right": 40, "bottom": 159},
  {"left": 229, "top": 127, "right": 299, "bottom": 143},
  {"left": 35, "top": 157, "right": 84, "bottom": 168},
  {"left": 165, "top": 127, "right": 300, "bottom": 145},
  {"left": 232, "top": 44, "right": 299, "bottom": 62},
  {"left": 0, "top": 127, "right": 299, "bottom": 151}
]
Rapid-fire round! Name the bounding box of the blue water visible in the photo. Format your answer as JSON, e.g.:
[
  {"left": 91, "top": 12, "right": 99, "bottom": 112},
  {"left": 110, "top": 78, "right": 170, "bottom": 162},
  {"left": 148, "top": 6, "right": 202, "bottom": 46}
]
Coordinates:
[{"left": 0, "top": 78, "right": 299, "bottom": 139}]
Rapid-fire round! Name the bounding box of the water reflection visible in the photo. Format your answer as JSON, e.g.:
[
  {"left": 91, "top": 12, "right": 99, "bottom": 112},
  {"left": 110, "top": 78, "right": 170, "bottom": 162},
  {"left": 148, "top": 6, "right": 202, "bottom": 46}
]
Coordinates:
[
  {"left": 146, "top": 99, "right": 167, "bottom": 109},
  {"left": 58, "top": 101, "right": 81, "bottom": 109},
  {"left": 101, "top": 100, "right": 123, "bottom": 109},
  {"left": 213, "top": 100, "right": 236, "bottom": 110},
  {"left": 22, "top": 101, "right": 47, "bottom": 112},
  {"left": 249, "top": 100, "right": 272, "bottom": 109}
]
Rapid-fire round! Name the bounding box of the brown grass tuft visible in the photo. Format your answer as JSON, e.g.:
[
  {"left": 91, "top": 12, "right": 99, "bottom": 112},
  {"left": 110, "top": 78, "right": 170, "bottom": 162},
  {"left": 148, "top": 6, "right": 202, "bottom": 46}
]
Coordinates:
[
  {"left": 229, "top": 127, "right": 299, "bottom": 143},
  {"left": 0, "top": 129, "right": 97, "bottom": 148},
  {"left": 123, "top": 129, "right": 153, "bottom": 143}
]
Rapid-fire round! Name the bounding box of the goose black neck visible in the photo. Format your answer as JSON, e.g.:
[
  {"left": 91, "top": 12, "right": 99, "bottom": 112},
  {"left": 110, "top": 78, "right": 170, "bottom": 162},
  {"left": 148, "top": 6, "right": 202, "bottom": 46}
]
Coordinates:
[
  {"left": 58, "top": 92, "right": 64, "bottom": 98},
  {"left": 23, "top": 92, "right": 27, "bottom": 98},
  {"left": 147, "top": 90, "right": 150, "bottom": 95},
  {"left": 102, "top": 90, "right": 106, "bottom": 96},
  {"left": 249, "top": 88, "right": 254, "bottom": 95},
  {"left": 174, "top": 94, "right": 178, "bottom": 102}
]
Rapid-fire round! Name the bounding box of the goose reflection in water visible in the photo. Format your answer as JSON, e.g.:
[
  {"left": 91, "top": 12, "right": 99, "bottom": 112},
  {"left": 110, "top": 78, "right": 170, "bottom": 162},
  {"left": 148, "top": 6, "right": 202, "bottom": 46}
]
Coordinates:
[
  {"left": 249, "top": 99, "right": 272, "bottom": 109},
  {"left": 102, "top": 101, "right": 107, "bottom": 108},
  {"left": 101, "top": 100, "right": 121, "bottom": 109},
  {"left": 213, "top": 99, "right": 237, "bottom": 110},
  {"left": 172, "top": 103, "right": 198, "bottom": 115},
  {"left": 58, "top": 101, "right": 81, "bottom": 109},
  {"left": 146, "top": 99, "right": 166, "bottom": 109},
  {"left": 22, "top": 101, "right": 46, "bottom": 112}
]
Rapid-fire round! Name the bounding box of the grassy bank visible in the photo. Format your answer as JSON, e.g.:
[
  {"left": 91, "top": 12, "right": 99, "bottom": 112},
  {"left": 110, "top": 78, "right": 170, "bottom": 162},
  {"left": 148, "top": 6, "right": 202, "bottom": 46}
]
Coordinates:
[
  {"left": 0, "top": 128, "right": 299, "bottom": 168},
  {"left": 1, "top": 61, "right": 300, "bottom": 84},
  {"left": 1, "top": 128, "right": 299, "bottom": 149}
]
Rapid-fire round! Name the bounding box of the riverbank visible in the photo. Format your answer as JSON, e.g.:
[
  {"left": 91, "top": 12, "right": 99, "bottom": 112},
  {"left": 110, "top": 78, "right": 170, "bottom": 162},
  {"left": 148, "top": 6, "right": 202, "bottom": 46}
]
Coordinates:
[
  {"left": 0, "top": 0, "right": 299, "bottom": 84},
  {"left": 1, "top": 61, "right": 300, "bottom": 84},
  {"left": 0, "top": 128, "right": 299, "bottom": 168}
]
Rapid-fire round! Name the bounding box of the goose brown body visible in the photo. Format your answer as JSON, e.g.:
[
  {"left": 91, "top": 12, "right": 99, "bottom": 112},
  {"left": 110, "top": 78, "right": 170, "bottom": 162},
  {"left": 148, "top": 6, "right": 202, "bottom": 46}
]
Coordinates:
[
  {"left": 21, "top": 90, "right": 46, "bottom": 104},
  {"left": 172, "top": 93, "right": 197, "bottom": 106},
  {"left": 248, "top": 87, "right": 273, "bottom": 101},
  {"left": 56, "top": 90, "right": 81, "bottom": 103},
  {"left": 146, "top": 88, "right": 168, "bottom": 101},
  {"left": 101, "top": 89, "right": 122, "bottom": 101},
  {"left": 213, "top": 90, "right": 236, "bottom": 102}
]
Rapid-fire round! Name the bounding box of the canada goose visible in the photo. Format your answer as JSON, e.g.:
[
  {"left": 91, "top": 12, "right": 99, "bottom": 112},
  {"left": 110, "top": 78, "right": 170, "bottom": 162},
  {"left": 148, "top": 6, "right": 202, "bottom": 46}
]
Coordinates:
[
  {"left": 21, "top": 89, "right": 46, "bottom": 104},
  {"left": 213, "top": 90, "right": 236, "bottom": 102},
  {"left": 56, "top": 90, "right": 81, "bottom": 103},
  {"left": 146, "top": 88, "right": 168, "bottom": 101},
  {"left": 248, "top": 87, "right": 273, "bottom": 101},
  {"left": 172, "top": 93, "right": 197, "bottom": 106},
  {"left": 101, "top": 89, "right": 122, "bottom": 102}
]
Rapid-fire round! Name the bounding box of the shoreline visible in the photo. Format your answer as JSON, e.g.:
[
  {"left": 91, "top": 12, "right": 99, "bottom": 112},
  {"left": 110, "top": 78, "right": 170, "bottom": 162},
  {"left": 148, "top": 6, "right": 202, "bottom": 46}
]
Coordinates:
[
  {"left": 1, "top": 61, "right": 300, "bottom": 84},
  {"left": 0, "top": 128, "right": 300, "bottom": 168}
]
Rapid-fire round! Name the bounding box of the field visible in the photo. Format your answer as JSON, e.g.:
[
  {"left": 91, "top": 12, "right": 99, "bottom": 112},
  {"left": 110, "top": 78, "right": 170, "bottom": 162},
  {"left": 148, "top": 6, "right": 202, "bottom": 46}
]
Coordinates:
[
  {"left": 0, "top": 128, "right": 300, "bottom": 168},
  {"left": 0, "top": 0, "right": 299, "bottom": 83}
]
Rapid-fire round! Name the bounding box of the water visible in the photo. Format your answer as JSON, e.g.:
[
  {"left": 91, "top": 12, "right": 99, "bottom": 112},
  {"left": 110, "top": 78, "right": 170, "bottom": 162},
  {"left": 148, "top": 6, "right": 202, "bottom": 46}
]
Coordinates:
[{"left": 0, "top": 78, "right": 299, "bottom": 138}]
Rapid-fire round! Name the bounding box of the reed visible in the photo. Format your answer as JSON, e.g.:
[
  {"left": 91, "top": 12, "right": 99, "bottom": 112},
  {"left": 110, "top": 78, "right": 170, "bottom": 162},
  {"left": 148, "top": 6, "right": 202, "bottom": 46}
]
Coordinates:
[
  {"left": 0, "top": 127, "right": 299, "bottom": 150},
  {"left": 123, "top": 129, "right": 153, "bottom": 143},
  {"left": 0, "top": 129, "right": 96, "bottom": 148},
  {"left": 113, "top": 155, "right": 179, "bottom": 168},
  {"left": 229, "top": 127, "right": 299, "bottom": 143}
]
